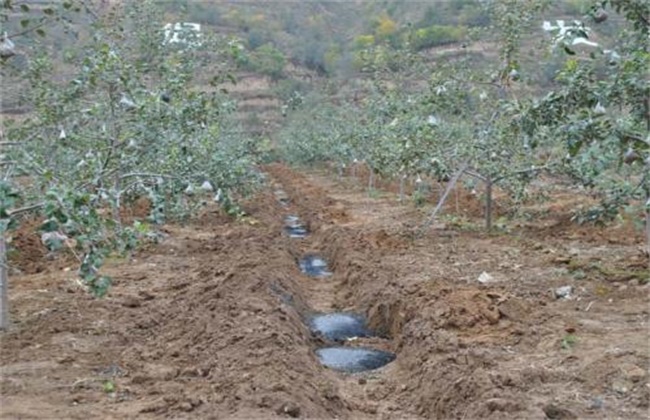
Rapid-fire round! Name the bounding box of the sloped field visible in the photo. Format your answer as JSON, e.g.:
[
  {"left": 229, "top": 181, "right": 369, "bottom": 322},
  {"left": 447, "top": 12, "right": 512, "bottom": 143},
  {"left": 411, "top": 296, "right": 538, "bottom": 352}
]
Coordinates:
[{"left": 1, "top": 164, "right": 648, "bottom": 419}]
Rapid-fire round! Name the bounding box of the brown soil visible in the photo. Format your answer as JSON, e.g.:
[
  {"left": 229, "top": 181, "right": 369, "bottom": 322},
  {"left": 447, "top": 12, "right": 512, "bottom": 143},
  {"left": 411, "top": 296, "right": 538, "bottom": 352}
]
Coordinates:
[{"left": 1, "top": 163, "right": 648, "bottom": 419}]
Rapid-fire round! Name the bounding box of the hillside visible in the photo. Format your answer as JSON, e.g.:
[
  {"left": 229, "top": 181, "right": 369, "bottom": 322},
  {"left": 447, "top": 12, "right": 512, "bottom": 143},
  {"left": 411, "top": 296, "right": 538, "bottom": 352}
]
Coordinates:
[{"left": 1, "top": 0, "right": 628, "bottom": 135}]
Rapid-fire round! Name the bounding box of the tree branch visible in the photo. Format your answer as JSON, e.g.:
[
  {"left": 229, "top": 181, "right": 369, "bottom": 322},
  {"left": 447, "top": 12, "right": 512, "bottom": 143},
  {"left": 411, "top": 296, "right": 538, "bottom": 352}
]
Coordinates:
[
  {"left": 120, "top": 173, "right": 178, "bottom": 180},
  {"left": 493, "top": 164, "right": 550, "bottom": 183},
  {"left": 418, "top": 160, "right": 470, "bottom": 236},
  {"left": 625, "top": 133, "right": 650, "bottom": 147},
  {"left": 7, "top": 18, "right": 55, "bottom": 40},
  {"left": 465, "top": 169, "right": 488, "bottom": 182},
  {"left": 8, "top": 202, "right": 45, "bottom": 217}
]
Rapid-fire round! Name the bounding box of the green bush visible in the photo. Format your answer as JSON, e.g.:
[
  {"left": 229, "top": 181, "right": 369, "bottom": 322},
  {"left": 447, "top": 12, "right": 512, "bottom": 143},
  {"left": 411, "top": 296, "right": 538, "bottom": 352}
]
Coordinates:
[
  {"left": 240, "top": 43, "right": 286, "bottom": 79},
  {"left": 412, "top": 25, "right": 467, "bottom": 50}
]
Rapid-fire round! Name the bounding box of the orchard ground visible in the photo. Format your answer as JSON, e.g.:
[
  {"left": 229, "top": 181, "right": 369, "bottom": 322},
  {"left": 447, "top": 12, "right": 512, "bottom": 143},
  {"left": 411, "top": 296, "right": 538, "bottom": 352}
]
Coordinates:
[{"left": 1, "top": 164, "right": 648, "bottom": 419}]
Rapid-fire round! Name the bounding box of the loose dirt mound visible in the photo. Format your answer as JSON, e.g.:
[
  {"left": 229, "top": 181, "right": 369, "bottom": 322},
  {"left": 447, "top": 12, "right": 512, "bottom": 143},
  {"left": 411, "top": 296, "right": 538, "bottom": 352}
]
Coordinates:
[
  {"left": 1, "top": 164, "right": 648, "bottom": 419},
  {"left": 7, "top": 218, "right": 53, "bottom": 275}
]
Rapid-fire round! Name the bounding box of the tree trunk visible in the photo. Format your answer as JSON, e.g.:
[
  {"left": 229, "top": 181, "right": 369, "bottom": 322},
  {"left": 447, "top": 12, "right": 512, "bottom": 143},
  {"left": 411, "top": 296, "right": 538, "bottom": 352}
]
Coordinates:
[
  {"left": 641, "top": 97, "right": 650, "bottom": 266},
  {"left": 646, "top": 192, "right": 650, "bottom": 268},
  {"left": 485, "top": 178, "right": 493, "bottom": 231},
  {"left": 399, "top": 176, "right": 405, "bottom": 203},
  {"left": 0, "top": 235, "right": 9, "bottom": 330},
  {"left": 368, "top": 167, "right": 375, "bottom": 195},
  {"left": 113, "top": 169, "right": 122, "bottom": 229},
  {"left": 646, "top": 207, "right": 649, "bottom": 265}
]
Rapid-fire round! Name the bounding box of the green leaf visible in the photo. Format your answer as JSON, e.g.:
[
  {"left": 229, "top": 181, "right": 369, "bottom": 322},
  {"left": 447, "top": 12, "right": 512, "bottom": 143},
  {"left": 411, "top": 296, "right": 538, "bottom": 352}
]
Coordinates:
[
  {"left": 44, "top": 237, "right": 63, "bottom": 251},
  {"left": 92, "top": 276, "right": 112, "bottom": 298},
  {"left": 40, "top": 219, "right": 59, "bottom": 232},
  {"left": 561, "top": 334, "right": 577, "bottom": 349},
  {"left": 20, "top": 18, "right": 29, "bottom": 28},
  {"left": 63, "top": 1, "right": 72, "bottom": 10},
  {"left": 20, "top": 4, "right": 28, "bottom": 12},
  {"left": 103, "top": 380, "right": 115, "bottom": 393},
  {"left": 43, "top": 7, "right": 54, "bottom": 15},
  {"left": 36, "top": 28, "right": 46, "bottom": 37}
]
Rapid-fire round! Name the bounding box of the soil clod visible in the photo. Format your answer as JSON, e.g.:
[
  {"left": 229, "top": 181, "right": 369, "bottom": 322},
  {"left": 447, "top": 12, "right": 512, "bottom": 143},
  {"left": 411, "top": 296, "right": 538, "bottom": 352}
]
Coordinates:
[
  {"left": 543, "top": 403, "right": 577, "bottom": 419},
  {"left": 277, "top": 402, "right": 302, "bottom": 418},
  {"left": 274, "top": 189, "right": 290, "bottom": 206}
]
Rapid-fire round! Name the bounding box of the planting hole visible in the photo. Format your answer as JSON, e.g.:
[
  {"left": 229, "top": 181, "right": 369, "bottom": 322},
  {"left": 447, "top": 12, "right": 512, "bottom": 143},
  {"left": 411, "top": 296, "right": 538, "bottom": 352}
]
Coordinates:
[
  {"left": 284, "top": 215, "right": 308, "bottom": 238},
  {"left": 299, "top": 255, "right": 331, "bottom": 277},
  {"left": 310, "top": 313, "right": 370, "bottom": 341},
  {"left": 316, "top": 347, "right": 396, "bottom": 373},
  {"left": 285, "top": 226, "right": 308, "bottom": 238},
  {"left": 285, "top": 215, "right": 301, "bottom": 226}
]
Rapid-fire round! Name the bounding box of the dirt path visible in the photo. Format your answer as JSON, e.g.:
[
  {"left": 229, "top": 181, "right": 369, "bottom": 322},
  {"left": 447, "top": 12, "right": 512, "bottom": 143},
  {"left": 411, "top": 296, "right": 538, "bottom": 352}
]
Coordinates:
[{"left": 1, "top": 164, "right": 649, "bottom": 419}]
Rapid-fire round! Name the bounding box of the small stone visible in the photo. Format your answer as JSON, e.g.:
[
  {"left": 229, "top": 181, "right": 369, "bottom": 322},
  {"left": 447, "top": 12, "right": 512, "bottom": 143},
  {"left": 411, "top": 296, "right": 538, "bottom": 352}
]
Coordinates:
[
  {"left": 611, "top": 378, "right": 633, "bottom": 394},
  {"left": 277, "top": 402, "right": 301, "bottom": 418},
  {"left": 478, "top": 272, "right": 496, "bottom": 284},
  {"left": 587, "top": 397, "right": 604, "bottom": 410},
  {"left": 555, "top": 286, "right": 573, "bottom": 299}
]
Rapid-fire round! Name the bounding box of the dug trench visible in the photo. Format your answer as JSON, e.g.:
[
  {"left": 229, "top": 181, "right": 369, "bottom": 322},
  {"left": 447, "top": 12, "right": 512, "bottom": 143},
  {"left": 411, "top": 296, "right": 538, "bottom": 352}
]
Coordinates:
[{"left": 1, "top": 163, "right": 648, "bottom": 419}]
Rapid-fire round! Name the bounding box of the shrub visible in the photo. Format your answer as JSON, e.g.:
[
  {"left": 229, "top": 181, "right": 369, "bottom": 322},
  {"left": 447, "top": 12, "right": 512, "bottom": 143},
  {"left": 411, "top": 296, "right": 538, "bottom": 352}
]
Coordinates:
[{"left": 412, "top": 25, "right": 467, "bottom": 50}]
